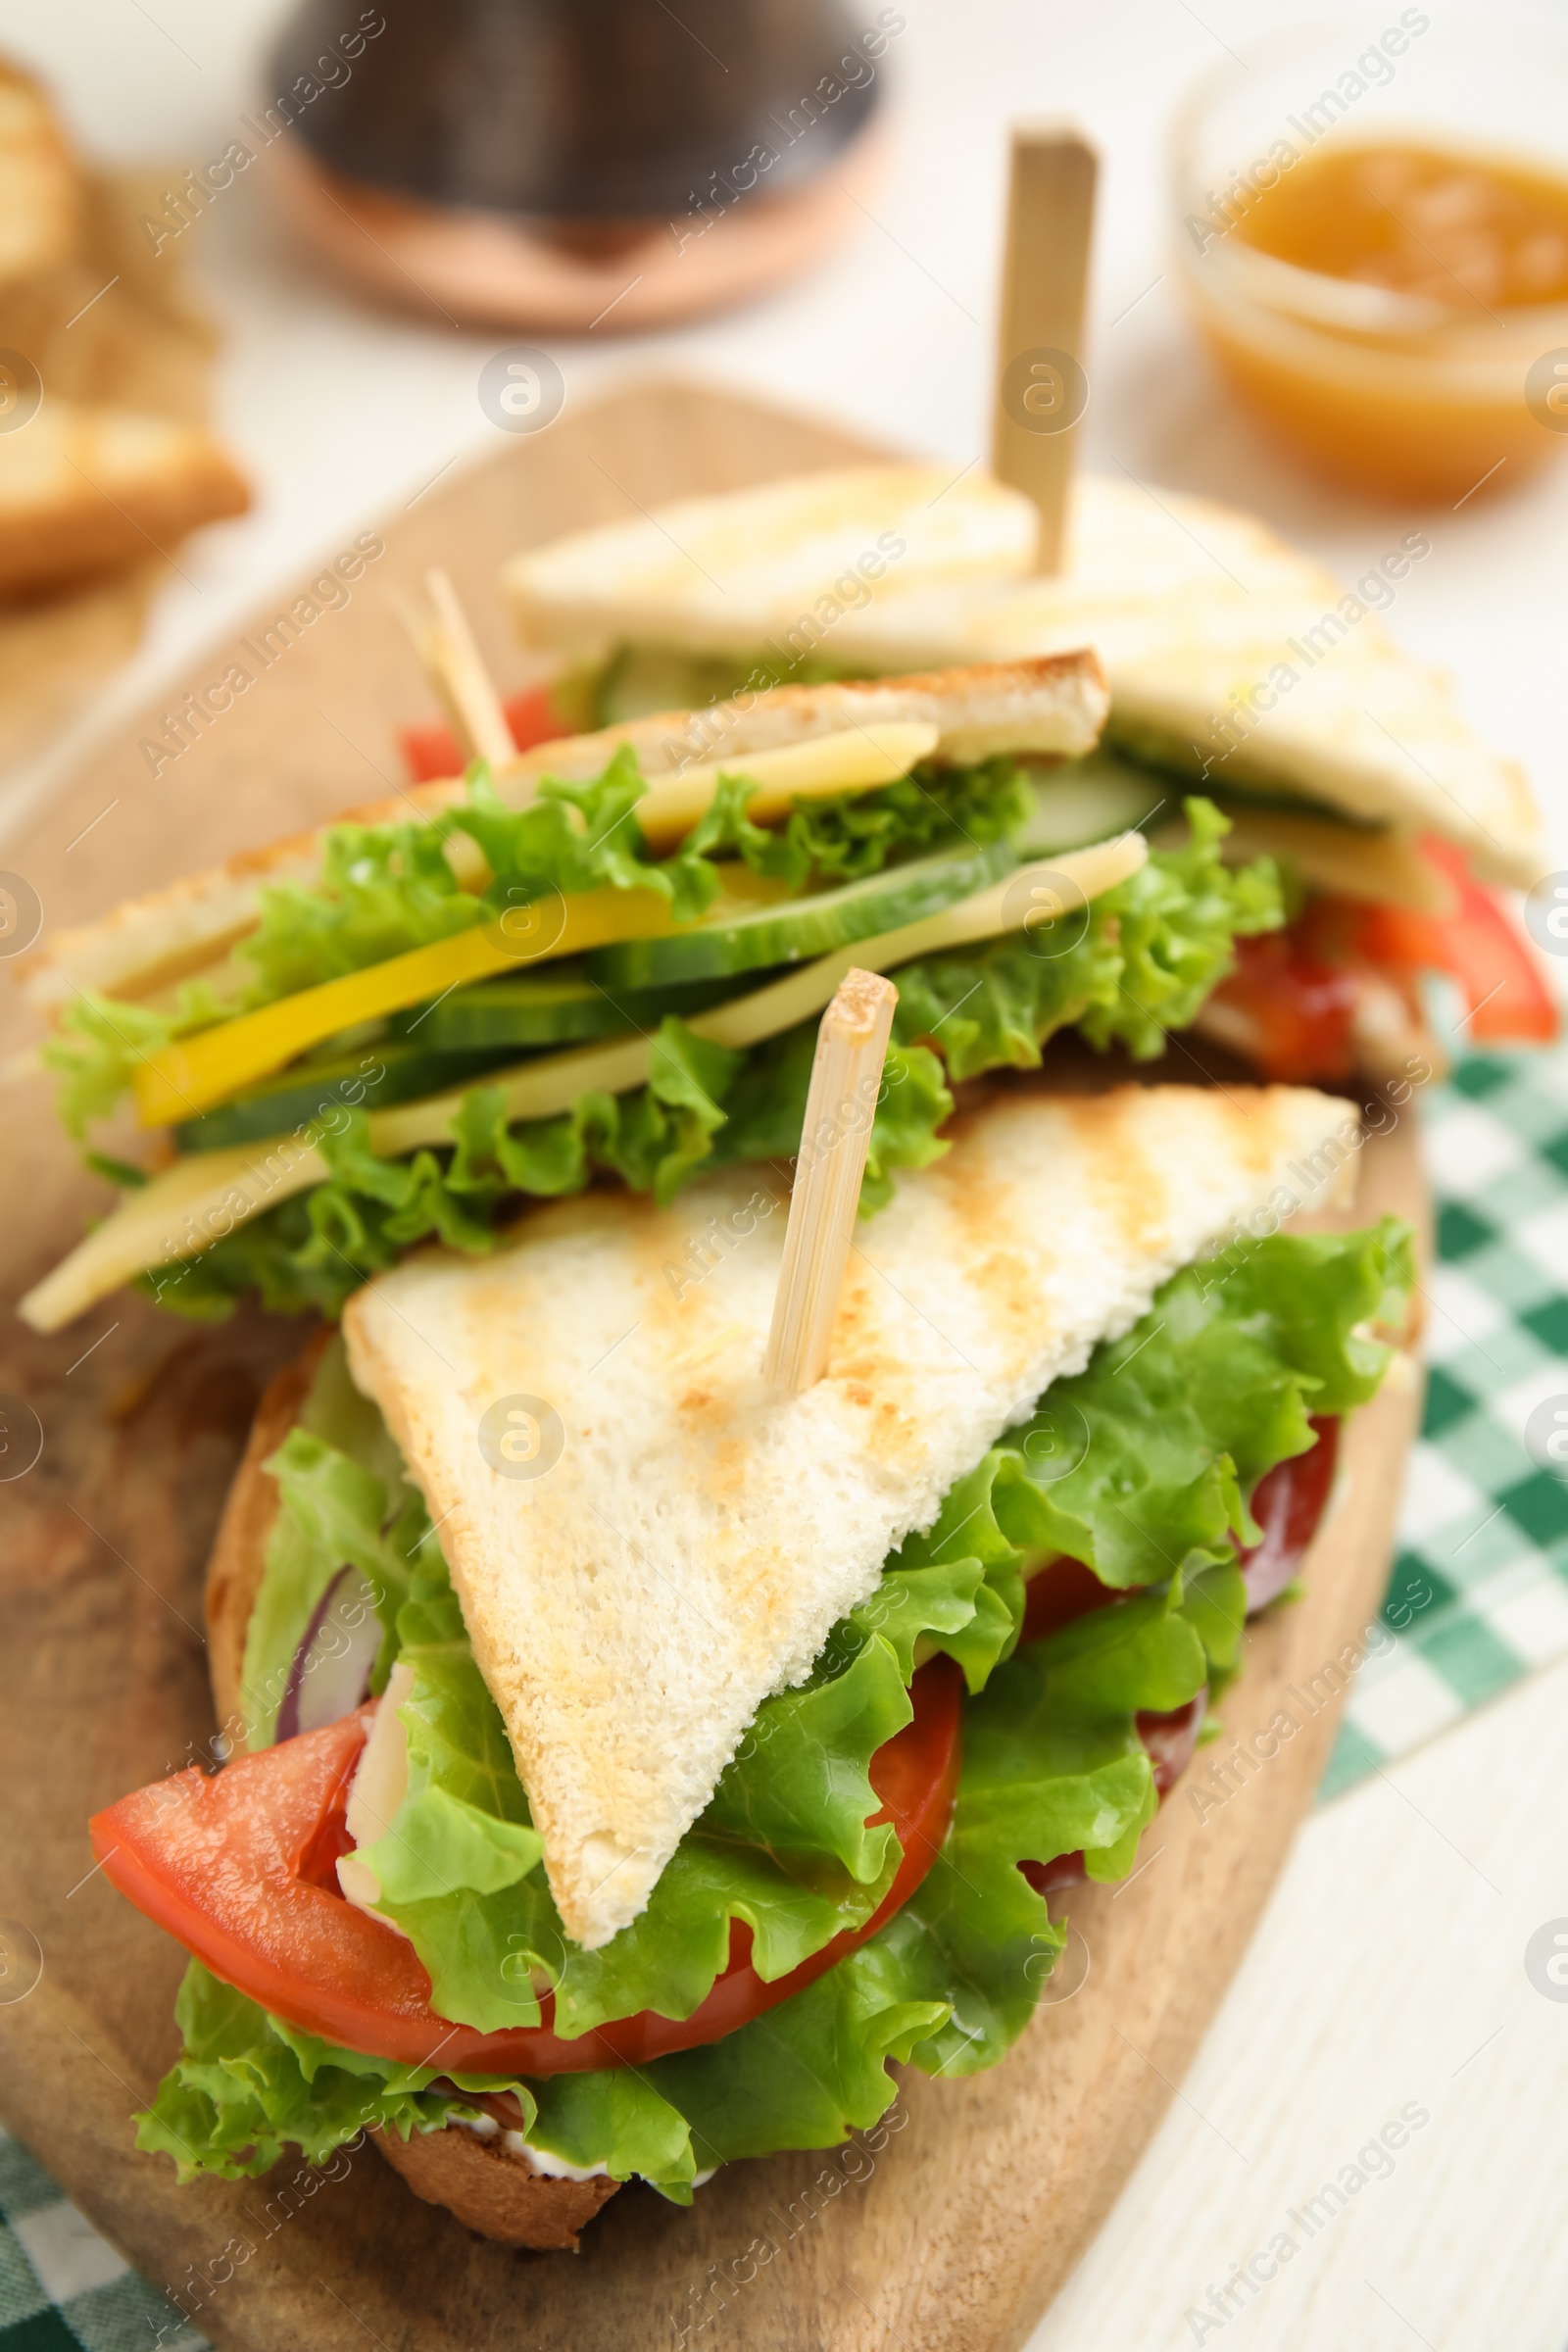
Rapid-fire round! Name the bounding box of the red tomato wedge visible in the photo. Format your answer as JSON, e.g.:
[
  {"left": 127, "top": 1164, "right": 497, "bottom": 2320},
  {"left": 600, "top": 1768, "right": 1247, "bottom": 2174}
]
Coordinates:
[
  {"left": 1211, "top": 844, "right": 1556, "bottom": 1080},
  {"left": 1209, "top": 926, "right": 1365, "bottom": 1082},
  {"left": 89, "top": 1657, "right": 962, "bottom": 2078},
  {"left": 399, "top": 684, "right": 568, "bottom": 784},
  {"left": 1355, "top": 837, "right": 1557, "bottom": 1046}
]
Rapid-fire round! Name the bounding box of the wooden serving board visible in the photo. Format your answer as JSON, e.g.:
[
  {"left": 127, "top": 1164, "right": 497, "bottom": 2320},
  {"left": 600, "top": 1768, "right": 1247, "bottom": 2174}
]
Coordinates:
[{"left": 0, "top": 384, "right": 1427, "bottom": 2352}]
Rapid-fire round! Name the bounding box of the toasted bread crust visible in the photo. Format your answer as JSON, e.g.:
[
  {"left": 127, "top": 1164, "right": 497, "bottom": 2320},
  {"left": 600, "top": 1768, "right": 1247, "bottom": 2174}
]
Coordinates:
[
  {"left": 201, "top": 1334, "right": 624, "bottom": 2249},
  {"left": 374, "top": 2124, "right": 619, "bottom": 2250}
]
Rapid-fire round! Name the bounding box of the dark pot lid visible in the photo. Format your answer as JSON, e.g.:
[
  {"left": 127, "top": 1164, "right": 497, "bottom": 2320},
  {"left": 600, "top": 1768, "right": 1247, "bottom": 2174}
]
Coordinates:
[{"left": 270, "top": 0, "right": 888, "bottom": 220}]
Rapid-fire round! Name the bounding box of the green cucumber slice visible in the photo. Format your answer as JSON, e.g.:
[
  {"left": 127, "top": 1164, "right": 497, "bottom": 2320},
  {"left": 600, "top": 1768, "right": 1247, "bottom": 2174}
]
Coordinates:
[
  {"left": 587, "top": 837, "right": 1018, "bottom": 990},
  {"left": 591, "top": 640, "right": 857, "bottom": 727},
  {"left": 1017, "top": 750, "right": 1169, "bottom": 854},
  {"left": 405, "top": 967, "right": 740, "bottom": 1050},
  {"left": 394, "top": 967, "right": 629, "bottom": 1053},
  {"left": 592, "top": 643, "right": 752, "bottom": 726},
  {"left": 173, "top": 1040, "right": 515, "bottom": 1152}
]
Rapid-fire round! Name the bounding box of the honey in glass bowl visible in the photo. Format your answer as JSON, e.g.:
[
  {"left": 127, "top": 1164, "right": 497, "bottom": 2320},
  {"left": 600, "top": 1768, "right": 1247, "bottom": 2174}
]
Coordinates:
[{"left": 1172, "top": 17, "right": 1568, "bottom": 502}]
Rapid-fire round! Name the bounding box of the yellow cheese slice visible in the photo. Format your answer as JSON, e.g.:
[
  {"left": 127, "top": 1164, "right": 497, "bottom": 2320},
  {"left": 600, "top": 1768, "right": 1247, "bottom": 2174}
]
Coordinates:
[{"left": 634, "top": 720, "right": 938, "bottom": 849}]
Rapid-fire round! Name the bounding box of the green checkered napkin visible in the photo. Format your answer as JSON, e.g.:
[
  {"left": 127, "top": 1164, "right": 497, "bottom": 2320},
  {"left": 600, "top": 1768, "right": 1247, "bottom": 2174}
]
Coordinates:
[
  {"left": 1324, "top": 1046, "right": 1568, "bottom": 1795},
  {"left": 0, "top": 2129, "right": 202, "bottom": 2351},
  {"left": 7, "top": 1051, "right": 1566, "bottom": 2340}
]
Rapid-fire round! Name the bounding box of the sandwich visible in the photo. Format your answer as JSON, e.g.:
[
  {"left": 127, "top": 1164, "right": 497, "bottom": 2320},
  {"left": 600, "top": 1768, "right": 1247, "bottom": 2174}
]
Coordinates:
[
  {"left": 19, "top": 656, "right": 1292, "bottom": 1332},
  {"left": 501, "top": 464, "right": 1556, "bottom": 1080},
  {"left": 87, "top": 1073, "right": 1414, "bottom": 2249}
]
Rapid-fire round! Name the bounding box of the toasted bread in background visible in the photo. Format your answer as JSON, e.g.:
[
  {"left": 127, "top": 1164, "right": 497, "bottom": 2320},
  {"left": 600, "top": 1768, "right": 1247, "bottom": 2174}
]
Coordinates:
[
  {"left": 0, "top": 57, "right": 250, "bottom": 758},
  {"left": 0, "top": 62, "right": 79, "bottom": 288},
  {"left": 504, "top": 464, "right": 1039, "bottom": 662},
  {"left": 0, "top": 402, "right": 248, "bottom": 598}
]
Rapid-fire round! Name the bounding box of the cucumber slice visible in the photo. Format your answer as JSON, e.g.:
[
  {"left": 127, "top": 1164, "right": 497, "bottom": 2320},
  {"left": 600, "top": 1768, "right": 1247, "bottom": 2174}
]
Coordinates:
[
  {"left": 407, "top": 967, "right": 742, "bottom": 1049},
  {"left": 1017, "top": 751, "right": 1169, "bottom": 854},
  {"left": 592, "top": 640, "right": 855, "bottom": 727},
  {"left": 395, "top": 966, "right": 628, "bottom": 1053},
  {"left": 1102, "top": 717, "right": 1386, "bottom": 829},
  {"left": 587, "top": 838, "right": 1019, "bottom": 990},
  {"left": 593, "top": 644, "right": 754, "bottom": 726},
  {"left": 173, "top": 1039, "right": 516, "bottom": 1152}
]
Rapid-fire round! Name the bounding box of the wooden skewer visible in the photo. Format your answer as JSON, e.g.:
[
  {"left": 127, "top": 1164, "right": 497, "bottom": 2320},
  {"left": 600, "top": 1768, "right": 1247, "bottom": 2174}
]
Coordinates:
[
  {"left": 762, "top": 968, "right": 898, "bottom": 1396},
  {"left": 403, "top": 565, "right": 516, "bottom": 773},
  {"left": 990, "top": 121, "right": 1098, "bottom": 576}
]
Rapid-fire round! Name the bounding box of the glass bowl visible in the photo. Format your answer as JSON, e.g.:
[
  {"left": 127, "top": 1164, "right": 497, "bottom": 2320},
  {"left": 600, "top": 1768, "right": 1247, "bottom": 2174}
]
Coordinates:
[{"left": 1170, "top": 13, "right": 1568, "bottom": 501}]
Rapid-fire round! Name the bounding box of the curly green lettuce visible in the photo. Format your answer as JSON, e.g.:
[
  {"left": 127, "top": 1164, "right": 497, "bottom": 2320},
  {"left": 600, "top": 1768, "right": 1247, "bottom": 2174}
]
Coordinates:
[
  {"left": 131, "top": 1556, "right": 1279, "bottom": 2190},
  {"left": 141, "top": 804, "right": 1282, "bottom": 1322},
  {"left": 43, "top": 752, "right": 1029, "bottom": 1140}
]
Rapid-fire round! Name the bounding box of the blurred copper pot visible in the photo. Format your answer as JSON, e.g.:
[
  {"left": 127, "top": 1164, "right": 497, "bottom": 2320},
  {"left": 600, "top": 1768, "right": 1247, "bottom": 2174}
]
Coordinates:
[{"left": 266, "top": 0, "right": 896, "bottom": 330}]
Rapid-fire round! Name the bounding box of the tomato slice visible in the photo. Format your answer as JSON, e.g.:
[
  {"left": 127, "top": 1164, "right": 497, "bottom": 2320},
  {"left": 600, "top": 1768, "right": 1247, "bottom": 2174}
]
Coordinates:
[
  {"left": 1208, "top": 926, "right": 1365, "bottom": 1082},
  {"left": 1208, "top": 843, "right": 1556, "bottom": 1079},
  {"left": 399, "top": 684, "right": 568, "bottom": 784},
  {"left": 90, "top": 1658, "right": 961, "bottom": 2078},
  {"left": 1018, "top": 1554, "right": 1121, "bottom": 1649},
  {"left": 1356, "top": 838, "right": 1557, "bottom": 1046}
]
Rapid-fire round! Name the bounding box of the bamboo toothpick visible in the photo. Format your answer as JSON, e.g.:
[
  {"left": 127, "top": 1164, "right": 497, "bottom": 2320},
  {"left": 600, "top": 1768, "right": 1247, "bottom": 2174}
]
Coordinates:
[
  {"left": 403, "top": 565, "right": 516, "bottom": 772},
  {"left": 763, "top": 968, "right": 898, "bottom": 1396},
  {"left": 990, "top": 122, "right": 1098, "bottom": 575}
]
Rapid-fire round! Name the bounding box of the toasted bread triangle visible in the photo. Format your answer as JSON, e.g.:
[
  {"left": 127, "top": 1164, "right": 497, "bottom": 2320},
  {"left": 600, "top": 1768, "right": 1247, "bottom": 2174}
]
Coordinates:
[
  {"left": 505, "top": 466, "right": 1544, "bottom": 890},
  {"left": 341, "top": 1080, "right": 1361, "bottom": 1948}
]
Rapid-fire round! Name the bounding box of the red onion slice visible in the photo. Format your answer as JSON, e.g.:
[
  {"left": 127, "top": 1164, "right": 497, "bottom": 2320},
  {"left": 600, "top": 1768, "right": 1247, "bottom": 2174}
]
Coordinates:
[
  {"left": 276, "top": 1565, "right": 383, "bottom": 1742},
  {"left": 1239, "top": 1416, "right": 1340, "bottom": 1615}
]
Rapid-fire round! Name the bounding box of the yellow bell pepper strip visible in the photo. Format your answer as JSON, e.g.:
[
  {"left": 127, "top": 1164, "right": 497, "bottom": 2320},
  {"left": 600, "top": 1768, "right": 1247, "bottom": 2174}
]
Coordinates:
[{"left": 128, "top": 875, "right": 786, "bottom": 1130}]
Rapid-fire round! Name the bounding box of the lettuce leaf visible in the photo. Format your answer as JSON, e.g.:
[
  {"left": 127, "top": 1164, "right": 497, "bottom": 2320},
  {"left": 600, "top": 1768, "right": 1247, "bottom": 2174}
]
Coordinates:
[
  {"left": 50, "top": 751, "right": 1023, "bottom": 1142},
  {"left": 688, "top": 755, "right": 1032, "bottom": 893},
  {"left": 890, "top": 798, "right": 1281, "bottom": 1077},
  {"left": 138, "top": 1567, "right": 1210, "bottom": 2188},
  {"left": 355, "top": 1570, "right": 545, "bottom": 1912},
  {"left": 135, "top": 1958, "right": 516, "bottom": 2181},
  {"left": 1000, "top": 1218, "right": 1415, "bottom": 1591},
  {"left": 41, "top": 979, "right": 229, "bottom": 1142}
]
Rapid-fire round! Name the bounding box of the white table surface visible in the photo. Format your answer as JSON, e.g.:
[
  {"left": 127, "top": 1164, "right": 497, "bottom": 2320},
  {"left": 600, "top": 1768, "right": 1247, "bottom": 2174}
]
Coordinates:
[{"left": 2, "top": 2, "right": 1565, "bottom": 2344}]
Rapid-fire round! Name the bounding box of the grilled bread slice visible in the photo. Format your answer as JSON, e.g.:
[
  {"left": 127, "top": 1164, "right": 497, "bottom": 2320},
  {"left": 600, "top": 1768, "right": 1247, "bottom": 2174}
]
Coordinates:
[
  {"left": 341, "top": 1079, "right": 1361, "bottom": 1951},
  {"left": 504, "top": 465, "right": 1544, "bottom": 890}
]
